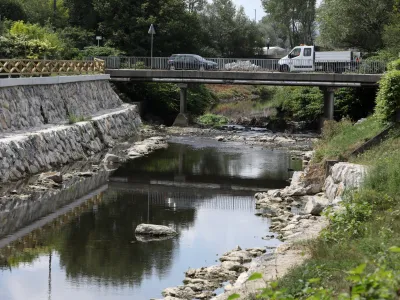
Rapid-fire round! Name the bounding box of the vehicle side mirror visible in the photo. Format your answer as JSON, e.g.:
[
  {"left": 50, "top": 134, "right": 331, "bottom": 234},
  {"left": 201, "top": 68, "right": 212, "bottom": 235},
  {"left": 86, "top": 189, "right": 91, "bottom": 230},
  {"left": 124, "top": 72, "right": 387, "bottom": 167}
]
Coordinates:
[{"left": 288, "top": 54, "right": 293, "bottom": 59}]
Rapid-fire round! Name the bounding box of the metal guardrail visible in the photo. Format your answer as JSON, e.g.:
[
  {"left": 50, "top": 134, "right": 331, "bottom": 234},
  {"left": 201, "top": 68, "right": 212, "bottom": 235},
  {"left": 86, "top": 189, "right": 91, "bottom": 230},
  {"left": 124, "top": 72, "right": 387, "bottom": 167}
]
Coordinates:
[
  {"left": 99, "top": 56, "right": 387, "bottom": 74},
  {"left": 0, "top": 59, "right": 105, "bottom": 77}
]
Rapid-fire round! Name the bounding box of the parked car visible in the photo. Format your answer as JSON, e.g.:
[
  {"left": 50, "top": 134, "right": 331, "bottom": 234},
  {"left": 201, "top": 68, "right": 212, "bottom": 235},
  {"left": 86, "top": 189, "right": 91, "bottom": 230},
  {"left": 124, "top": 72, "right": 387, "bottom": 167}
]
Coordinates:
[{"left": 167, "top": 54, "right": 218, "bottom": 71}]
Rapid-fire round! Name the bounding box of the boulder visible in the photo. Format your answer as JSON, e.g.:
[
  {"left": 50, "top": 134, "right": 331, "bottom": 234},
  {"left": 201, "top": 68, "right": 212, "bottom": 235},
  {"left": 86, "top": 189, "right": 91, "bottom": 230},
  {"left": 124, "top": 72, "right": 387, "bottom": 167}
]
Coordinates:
[
  {"left": 304, "top": 196, "right": 330, "bottom": 216},
  {"left": 38, "top": 171, "right": 63, "bottom": 184},
  {"left": 324, "top": 163, "right": 367, "bottom": 201},
  {"left": 102, "top": 153, "right": 122, "bottom": 165},
  {"left": 135, "top": 224, "right": 177, "bottom": 236},
  {"left": 330, "top": 162, "right": 367, "bottom": 189},
  {"left": 135, "top": 235, "right": 176, "bottom": 242},
  {"left": 182, "top": 278, "right": 219, "bottom": 290},
  {"left": 290, "top": 171, "right": 304, "bottom": 187},
  {"left": 185, "top": 265, "right": 237, "bottom": 281},
  {"left": 221, "top": 261, "right": 248, "bottom": 272},
  {"left": 162, "top": 286, "right": 196, "bottom": 299},
  {"left": 219, "top": 250, "right": 252, "bottom": 264},
  {"left": 216, "top": 136, "right": 225, "bottom": 142}
]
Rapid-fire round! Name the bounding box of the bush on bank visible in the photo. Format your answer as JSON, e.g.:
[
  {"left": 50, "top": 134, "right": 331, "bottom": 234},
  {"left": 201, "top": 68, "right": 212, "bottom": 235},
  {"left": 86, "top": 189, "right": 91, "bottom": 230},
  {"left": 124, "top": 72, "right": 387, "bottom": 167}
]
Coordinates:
[
  {"left": 375, "top": 70, "right": 400, "bottom": 123},
  {"left": 196, "top": 114, "right": 229, "bottom": 127}
]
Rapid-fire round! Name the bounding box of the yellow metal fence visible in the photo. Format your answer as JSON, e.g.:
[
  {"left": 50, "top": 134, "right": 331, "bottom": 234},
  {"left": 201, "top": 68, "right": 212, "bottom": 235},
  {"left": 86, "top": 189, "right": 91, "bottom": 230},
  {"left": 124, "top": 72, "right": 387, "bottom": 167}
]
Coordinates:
[{"left": 0, "top": 59, "right": 105, "bottom": 76}]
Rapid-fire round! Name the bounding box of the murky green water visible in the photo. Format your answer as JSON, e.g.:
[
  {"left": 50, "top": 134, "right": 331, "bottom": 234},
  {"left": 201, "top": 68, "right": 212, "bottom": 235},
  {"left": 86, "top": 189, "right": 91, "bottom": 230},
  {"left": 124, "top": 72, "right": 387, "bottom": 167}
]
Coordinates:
[{"left": 0, "top": 138, "right": 299, "bottom": 300}]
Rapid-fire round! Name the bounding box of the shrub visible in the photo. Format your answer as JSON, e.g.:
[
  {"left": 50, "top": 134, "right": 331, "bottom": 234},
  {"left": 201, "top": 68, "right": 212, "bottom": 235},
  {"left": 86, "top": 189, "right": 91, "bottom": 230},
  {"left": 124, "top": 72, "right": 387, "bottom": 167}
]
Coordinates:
[
  {"left": 387, "top": 59, "right": 400, "bottom": 71},
  {"left": 334, "top": 87, "right": 377, "bottom": 121},
  {"left": 197, "top": 113, "right": 229, "bottom": 127},
  {"left": 79, "top": 46, "right": 124, "bottom": 59},
  {"left": 375, "top": 70, "right": 400, "bottom": 123},
  {"left": 273, "top": 87, "right": 323, "bottom": 123},
  {"left": 322, "top": 189, "right": 392, "bottom": 242}
]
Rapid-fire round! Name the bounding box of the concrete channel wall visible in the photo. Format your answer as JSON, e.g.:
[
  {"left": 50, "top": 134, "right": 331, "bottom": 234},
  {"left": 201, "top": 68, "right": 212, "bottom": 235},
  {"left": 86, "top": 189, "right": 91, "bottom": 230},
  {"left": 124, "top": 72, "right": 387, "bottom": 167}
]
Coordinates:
[
  {"left": 0, "top": 75, "right": 142, "bottom": 182},
  {"left": 0, "top": 75, "right": 122, "bottom": 132}
]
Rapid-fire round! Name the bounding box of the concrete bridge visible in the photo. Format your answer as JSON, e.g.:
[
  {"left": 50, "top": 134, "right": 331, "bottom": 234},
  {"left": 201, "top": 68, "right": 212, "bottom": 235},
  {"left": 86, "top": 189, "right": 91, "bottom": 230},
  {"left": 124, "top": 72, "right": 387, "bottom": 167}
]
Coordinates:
[{"left": 106, "top": 68, "right": 382, "bottom": 126}]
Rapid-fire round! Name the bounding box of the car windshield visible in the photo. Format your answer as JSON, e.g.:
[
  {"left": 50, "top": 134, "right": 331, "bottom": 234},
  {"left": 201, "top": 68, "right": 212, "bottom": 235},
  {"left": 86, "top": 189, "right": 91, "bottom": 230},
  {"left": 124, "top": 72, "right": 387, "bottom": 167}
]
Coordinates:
[{"left": 193, "top": 55, "right": 206, "bottom": 61}]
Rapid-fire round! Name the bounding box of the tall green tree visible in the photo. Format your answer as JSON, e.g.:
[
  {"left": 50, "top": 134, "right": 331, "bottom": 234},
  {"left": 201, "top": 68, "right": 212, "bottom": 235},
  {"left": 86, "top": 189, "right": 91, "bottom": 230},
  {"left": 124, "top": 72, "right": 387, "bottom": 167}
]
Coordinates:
[
  {"left": 64, "top": 0, "right": 99, "bottom": 30},
  {"left": 258, "top": 15, "right": 290, "bottom": 48},
  {"left": 0, "top": 0, "right": 27, "bottom": 22},
  {"left": 382, "top": 2, "right": 400, "bottom": 57},
  {"left": 261, "top": 0, "right": 316, "bottom": 48},
  {"left": 93, "top": 0, "right": 202, "bottom": 56},
  {"left": 186, "top": 0, "right": 206, "bottom": 13},
  {"left": 317, "top": 0, "right": 394, "bottom": 51},
  {"left": 15, "top": 0, "right": 69, "bottom": 28},
  {"left": 200, "top": 0, "right": 262, "bottom": 57}
]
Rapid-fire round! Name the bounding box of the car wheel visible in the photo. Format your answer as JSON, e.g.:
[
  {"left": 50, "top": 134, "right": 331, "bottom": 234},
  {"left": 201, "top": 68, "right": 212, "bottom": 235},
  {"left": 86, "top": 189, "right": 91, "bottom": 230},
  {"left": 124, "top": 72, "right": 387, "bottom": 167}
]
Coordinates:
[{"left": 282, "top": 65, "right": 289, "bottom": 72}]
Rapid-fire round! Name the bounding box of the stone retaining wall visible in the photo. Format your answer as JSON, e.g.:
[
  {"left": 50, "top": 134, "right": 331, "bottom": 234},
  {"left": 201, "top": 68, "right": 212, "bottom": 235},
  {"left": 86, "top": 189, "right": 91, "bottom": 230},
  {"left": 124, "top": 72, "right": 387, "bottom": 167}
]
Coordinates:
[
  {"left": 0, "top": 79, "right": 122, "bottom": 132},
  {"left": 0, "top": 104, "right": 141, "bottom": 182}
]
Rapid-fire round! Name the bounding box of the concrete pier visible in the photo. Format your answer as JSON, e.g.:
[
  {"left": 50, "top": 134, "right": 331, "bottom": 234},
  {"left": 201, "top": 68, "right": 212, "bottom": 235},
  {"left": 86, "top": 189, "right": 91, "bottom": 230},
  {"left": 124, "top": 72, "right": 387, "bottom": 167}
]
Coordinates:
[
  {"left": 173, "top": 83, "right": 189, "bottom": 127},
  {"left": 322, "top": 87, "right": 335, "bottom": 120}
]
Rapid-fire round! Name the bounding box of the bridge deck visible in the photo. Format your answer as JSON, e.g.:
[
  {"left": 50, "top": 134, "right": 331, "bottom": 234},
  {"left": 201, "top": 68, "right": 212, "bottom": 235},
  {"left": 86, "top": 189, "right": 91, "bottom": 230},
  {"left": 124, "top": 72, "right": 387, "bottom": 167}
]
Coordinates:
[{"left": 106, "top": 69, "right": 381, "bottom": 87}]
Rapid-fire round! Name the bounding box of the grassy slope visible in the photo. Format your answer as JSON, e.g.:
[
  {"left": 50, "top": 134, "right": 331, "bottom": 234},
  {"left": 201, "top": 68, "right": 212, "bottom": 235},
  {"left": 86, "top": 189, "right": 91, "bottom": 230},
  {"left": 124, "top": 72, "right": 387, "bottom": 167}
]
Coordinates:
[
  {"left": 314, "top": 118, "right": 385, "bottom": 162},
  {"left": 276, "top": 117, "right": 400, "bottom": 296}
]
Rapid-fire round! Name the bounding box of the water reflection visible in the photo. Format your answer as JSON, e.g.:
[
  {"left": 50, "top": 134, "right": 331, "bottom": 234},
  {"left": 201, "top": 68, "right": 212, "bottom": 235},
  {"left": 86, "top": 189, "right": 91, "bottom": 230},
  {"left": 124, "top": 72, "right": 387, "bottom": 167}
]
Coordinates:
[{"left": 0, "top": 141, "right": 296, "bottom": 300}]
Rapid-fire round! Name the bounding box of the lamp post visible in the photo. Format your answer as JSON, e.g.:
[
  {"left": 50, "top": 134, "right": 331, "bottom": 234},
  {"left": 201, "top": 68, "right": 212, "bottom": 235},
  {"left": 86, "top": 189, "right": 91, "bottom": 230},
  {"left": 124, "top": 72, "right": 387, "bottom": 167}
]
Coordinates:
[
  {"left": 266, "top": 38, "right": 271, "bottom": 56},
  {"left": 148, "top": 24, "right": 156, "bottom": 69},
  {"left": 96, "top": 36, "right": 102, "bottom": 47}
]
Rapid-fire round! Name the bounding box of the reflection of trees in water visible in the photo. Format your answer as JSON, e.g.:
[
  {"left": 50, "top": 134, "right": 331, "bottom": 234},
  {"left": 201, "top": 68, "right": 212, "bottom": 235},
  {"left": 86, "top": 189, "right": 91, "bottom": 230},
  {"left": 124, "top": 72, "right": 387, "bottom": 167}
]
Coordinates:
[
  {"left": 57, "top": 191, "right": 196, "bottom": 285},
  {"left": 0, "top": 190, "right": 196, "bottom": 287},
  {"left": 114, "top": 143, "right": 290, "bottom": 180}
]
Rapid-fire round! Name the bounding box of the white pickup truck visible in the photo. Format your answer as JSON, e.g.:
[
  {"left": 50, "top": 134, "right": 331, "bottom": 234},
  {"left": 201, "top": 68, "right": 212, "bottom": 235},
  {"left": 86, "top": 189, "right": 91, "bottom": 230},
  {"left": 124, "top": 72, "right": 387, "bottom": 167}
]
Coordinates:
[{"left": 278, "top": 45, "right": 361, "bottom": 73}]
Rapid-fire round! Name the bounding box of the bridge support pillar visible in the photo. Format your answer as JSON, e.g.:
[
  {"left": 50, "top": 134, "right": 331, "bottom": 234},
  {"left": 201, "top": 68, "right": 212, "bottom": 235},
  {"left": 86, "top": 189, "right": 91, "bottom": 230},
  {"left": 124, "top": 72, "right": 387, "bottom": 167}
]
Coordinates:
[
  {"left": 322, "top": 87, "right": 335, "bottom": 121},
  {"left": 173, "top": 83, "right": 189, "bottom": 127}
]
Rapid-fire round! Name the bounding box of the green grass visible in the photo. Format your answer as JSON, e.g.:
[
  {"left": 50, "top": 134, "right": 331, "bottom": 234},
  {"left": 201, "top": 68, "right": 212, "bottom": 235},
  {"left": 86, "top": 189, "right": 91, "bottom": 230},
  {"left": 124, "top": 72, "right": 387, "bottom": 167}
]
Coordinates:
[
  {"left": 68, "top": 114, "right": 91, "bottom": 124},
  {"left": 352, "top": 125, "right": 400, "bottom": 165},
  {"left": 277, "top": 207, "right": 400, "bottom": 296},
  {"left": 197, "top": 113, "right": 229, "bottom": 127},
  {"left": 314, "top": 117, "right": 385, "bottom": 162},
  {"left": 271, "top": 123, "right": 400, "bottom": 298}
]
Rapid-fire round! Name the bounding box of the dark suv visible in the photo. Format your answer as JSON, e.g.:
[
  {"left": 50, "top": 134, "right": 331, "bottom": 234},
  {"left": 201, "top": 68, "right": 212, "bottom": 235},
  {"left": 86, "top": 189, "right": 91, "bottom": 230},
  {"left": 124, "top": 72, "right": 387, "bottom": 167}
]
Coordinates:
[{"left": 168, "top": 54, "right": 218, "bottom": 71}]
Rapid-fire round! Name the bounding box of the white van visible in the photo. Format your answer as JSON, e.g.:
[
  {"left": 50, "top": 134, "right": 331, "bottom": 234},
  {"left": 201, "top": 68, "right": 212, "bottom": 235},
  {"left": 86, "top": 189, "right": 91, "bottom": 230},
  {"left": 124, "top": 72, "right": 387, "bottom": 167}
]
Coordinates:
[{"left": 278, "top": 45, "right": 361, "bottom": 73}]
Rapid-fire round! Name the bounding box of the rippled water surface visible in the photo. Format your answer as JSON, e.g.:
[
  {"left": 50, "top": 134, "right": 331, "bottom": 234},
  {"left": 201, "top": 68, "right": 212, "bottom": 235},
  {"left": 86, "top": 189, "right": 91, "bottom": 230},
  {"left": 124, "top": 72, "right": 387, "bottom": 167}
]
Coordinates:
[{"left": 0, "top": 138, "right": 299, "bottom": 300}]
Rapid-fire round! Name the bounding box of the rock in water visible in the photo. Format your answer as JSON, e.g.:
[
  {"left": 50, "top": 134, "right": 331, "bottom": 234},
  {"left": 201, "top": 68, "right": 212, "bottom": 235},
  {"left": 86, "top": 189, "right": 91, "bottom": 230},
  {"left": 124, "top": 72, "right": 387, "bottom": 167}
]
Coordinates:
[
  {"left": 135, "top": 224, "right": 177, "bottom": 236},
  {"left": 102, "top": 153, "right": 122, "bottom": 165},
  {"left": 135, "top": 235, "right": 176, "bottom": 243}
]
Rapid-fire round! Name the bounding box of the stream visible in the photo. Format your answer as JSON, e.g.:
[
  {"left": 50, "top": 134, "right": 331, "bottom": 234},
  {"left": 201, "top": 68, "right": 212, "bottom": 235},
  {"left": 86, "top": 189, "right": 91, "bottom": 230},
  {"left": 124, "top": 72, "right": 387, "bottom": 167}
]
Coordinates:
[{"left": 0, "top": 137, "right": 301, "bottom": 300}]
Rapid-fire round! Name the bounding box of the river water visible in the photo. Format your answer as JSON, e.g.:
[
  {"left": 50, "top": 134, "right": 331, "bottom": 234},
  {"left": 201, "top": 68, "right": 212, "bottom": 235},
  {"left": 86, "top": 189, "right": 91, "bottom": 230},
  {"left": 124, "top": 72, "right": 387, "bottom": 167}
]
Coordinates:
[{"left": 0, "top": 137, "right": 299, "bottom": 300}]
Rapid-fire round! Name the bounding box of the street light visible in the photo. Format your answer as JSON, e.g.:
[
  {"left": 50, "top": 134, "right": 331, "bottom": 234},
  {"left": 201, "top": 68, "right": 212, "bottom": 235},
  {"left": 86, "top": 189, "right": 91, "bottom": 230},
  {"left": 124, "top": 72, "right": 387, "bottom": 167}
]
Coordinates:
[
  {"left": 96, "top": 36, "right": 102, "bottom": 47},
  {"left": 266, "top": 38, "right": 271, "bottom": 56},
  {"left": 148, "top": 24, "right": 156, "bottom": 69}
]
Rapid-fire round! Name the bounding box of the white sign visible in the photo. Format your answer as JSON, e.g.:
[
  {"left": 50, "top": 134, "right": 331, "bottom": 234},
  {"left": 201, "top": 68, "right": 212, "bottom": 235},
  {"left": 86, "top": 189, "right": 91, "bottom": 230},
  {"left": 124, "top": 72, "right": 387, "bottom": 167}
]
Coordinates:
[
  {"left": 96, "top": 36, "right": 102, "bottom": 40},
  {"left": 148, "top": 24, "right": 156, "bottom": 35}
]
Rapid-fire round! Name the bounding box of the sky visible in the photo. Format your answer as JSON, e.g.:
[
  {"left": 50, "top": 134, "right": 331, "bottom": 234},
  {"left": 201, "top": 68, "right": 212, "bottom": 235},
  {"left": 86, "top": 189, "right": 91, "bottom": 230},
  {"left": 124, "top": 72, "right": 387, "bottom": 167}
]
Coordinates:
[{"left": 233, "top": 0, "right": 323, "bottom": 22}]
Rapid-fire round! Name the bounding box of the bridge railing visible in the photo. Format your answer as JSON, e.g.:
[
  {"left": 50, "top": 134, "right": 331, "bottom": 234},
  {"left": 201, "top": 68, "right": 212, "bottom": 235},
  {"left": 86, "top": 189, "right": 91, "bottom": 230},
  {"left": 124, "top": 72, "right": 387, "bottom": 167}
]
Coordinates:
[
  {"left": 0, "top": 59, "right": 105, "bottom": 77},
  {"left": 100, "top": 56, "right": 387, "bottom": 74}
]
